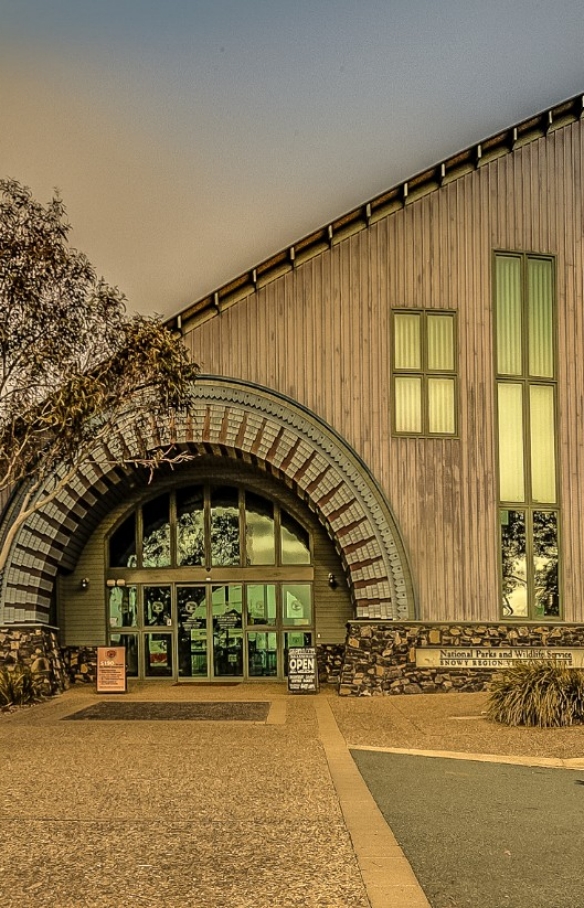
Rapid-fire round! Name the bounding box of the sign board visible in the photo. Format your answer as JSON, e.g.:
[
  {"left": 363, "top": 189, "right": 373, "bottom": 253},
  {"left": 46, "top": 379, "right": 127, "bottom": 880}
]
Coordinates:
[
  {"left": 415, "top": 647, "right": 584, "bottom": 670},
  {"left": 287, "top": 647, "right": 319, "bottom": 693},
  {"left": 96, "top": 646, "right": 127, "bottom": 693}
]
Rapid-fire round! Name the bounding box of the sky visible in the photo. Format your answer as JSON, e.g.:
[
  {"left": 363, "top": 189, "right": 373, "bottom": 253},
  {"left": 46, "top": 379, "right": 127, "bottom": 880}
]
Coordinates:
[{"left": 1, "top": 1, "right": 583, "bottom": 318}]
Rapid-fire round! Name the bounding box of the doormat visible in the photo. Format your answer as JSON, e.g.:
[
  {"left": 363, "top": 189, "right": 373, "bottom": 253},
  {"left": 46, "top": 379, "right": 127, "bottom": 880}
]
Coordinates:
[{"left": 64, "top": 701, "right": 270, "bottom": 721}]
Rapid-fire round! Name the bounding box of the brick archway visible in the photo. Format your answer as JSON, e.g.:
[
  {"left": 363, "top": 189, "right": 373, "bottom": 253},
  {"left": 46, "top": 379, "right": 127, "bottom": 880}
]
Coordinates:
[{"left": 1, "top": 378, "right": 415, "bottom": 623}]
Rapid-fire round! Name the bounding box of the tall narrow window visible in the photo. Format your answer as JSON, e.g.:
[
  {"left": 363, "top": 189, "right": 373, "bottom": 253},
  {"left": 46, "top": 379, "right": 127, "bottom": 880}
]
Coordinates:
[
  {"left": 495, "top": 253, "right": 559, "bottom": 618},
  {"left": 392, "top": 310, "right": 457, "bottom": 435}
]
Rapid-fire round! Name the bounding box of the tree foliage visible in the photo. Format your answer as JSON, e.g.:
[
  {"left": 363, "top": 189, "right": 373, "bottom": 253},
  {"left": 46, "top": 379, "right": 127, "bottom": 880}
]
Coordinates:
[{"left": 0, "top": 179, "right": 198, "bottom": 572}]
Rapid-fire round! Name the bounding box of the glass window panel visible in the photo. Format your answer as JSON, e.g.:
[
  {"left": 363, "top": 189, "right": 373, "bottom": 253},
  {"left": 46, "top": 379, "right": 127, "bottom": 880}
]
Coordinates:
[
  {"left": 530, "top": 385, "right": 556, "bottom": 503},
  {"left": 394, "top": 376, "right": 422, "bottom": 433},
  {"left": 177, "top": 586, "right": 207, "bottom": 678},
  {"left": 145, "top": 633, "right": 173, "bottom": 677},
  {"left": 109, "top": 513, "right": 137, "bottom": 568},
  {"left": 108, "top": 585, "right": 138, "bottom": 628},
  {"left": 427, "top": 315, "right": 455, "bottom": 371},
  {"left": 500, "top": 510, "right": 528, "bottom": 617},
  {"left": 110, "top": 633, "right": 139, "bottom": 676},
  {"left": 177, "top": 487, "right": 205, "bottom": 566},
  {"left": 533, "top": 511, "right": 560, "bottom": 618},
  {"left": 280, "top": 512, "right": 311, "bottom": 564},
  {"left": 247, "top": 632, "right": 278, "bottom": 677},
  {"left": 212, "top": 585, "right": 243, "bottom": 677},
  {"left": 496, "top": 255, "right": 523, "bottom": 375},
  {"left": 245, "top": 493, "right": 275, "bottom": 565},
  {"left": 282, "top": 583, "right": 312, "bottom": 625},
  {"left": 528, "top": 258, "right": 554, "bottom": 378},
  {"left": 428, "top": 378, "right": 456, "bottom": 434},
  {"left": 394, "top": 313, "right": 422, "bottom": 370},
  {"left": 143, "top": 586, "right": 172, "bottom": 627},
  {"left": 211, "top": 487, "right": 241, "bottom": 566},
  {"left": 246, "top": 584, "right": 277, "bottom": 626},
  {"left": 142, "top": 494, "right": 171, "bottom": 567},
  {"left": 497, "top": 383, "right": 525, "bottom": 502}
]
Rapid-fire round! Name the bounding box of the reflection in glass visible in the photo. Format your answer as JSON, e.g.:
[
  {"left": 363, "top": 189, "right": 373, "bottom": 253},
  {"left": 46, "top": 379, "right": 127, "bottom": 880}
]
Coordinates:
[
  {"left": 143, "top": 586, "right": 172, "bottom": 627},
  {"left": 211, "top": 487, "right": 241, "bottom": 566},
  {"left": 282, "top": 583, "right": 312, "bottom": 625},
  {"left": 394, "top": 376, "right": 422, "bottom": 433},
  {"left": 177, "top": 487, "right": 205, "bottom": 566},
  {"left": 246, "top": 584, "right": 277, "bottom": 626},
  {"left": 496, "top": 255, "right": 522, "bottom": 375},
  {"left": 533, "top": 511, "right": 560, "bottom": 617},
  {"left": 177, "top": 586, "right": 207, "bottom": 677},
  {"left": 247, "top": 632, "right": 278, "bottom": 677},
  {"left": 428, "top": 378, "right": 455, "bottom": 434},
  {"left": 110, "top": 633, "right": 139, "bottom": 676},
  {"left": 281, "top": 513, "right": 310, "bottom": 564},
  {"left": 109, "top": 513, "right": 137, "bottom": 568},
  {"left": 108, "top": 585, "right": 138, "bottom": 628},
  {"left": 245, "top": 493, "right": 275, "bottom": 565},
  {"left": 145, "top": 634, "right": 173, "bottom": 677},
  {"left": 501, "top": 510, "right": 528, "bottom": 617},
  {"left": 393, "top": 313, "right": 421, "bottom": 369},
  {"left": 212, "top": 585, "right": 243, "bottom": 676},
  {"left": 142, "top": 494, "right": 171, "bottom": 567},
  {"left": 530, "top": 385, "right": 556, "bottom": 503},
  {"left": 498, "top": 383, "right": 525, "bottom": 502}
]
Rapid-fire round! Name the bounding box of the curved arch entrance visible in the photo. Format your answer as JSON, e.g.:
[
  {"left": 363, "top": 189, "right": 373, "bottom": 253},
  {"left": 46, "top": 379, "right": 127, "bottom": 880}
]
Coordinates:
[{"left": 1, "top": 377, "right": 415, "bottom": 629}]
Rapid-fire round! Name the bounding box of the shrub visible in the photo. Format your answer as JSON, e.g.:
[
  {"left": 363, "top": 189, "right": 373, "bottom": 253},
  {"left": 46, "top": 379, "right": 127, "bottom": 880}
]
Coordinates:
[
  {"left": 0, "top": 665, "right": 47, "bottom": 708},
  {"left": 487, "top": 660, "right": 584, "bottom": 727}
]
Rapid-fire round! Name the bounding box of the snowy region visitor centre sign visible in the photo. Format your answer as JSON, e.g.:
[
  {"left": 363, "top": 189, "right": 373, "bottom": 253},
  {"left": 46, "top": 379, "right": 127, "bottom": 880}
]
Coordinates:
[{"left": 415, "top": 647, "right": 584, "bottom": 669}]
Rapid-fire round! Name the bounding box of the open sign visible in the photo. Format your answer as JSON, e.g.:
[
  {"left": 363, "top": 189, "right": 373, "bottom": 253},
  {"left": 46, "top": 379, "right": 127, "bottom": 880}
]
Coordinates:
[{"left": 287, "top": 647, "right": 319, "bottom": 694}]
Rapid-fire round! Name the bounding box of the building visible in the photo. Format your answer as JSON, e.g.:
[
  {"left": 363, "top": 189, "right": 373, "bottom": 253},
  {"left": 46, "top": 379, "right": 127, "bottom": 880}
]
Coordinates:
[{"left": 2, "top": 93, "right": 584, "bottom": 694}]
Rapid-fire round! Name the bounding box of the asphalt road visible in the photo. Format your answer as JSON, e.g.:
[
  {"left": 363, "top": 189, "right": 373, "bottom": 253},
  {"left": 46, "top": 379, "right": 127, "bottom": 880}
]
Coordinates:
[{"left": 352, "top": 750, "right": 584, "bottom": 908}]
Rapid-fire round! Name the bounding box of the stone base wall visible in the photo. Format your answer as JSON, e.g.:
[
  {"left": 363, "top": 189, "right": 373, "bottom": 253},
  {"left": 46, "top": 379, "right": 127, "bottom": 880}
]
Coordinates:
[
  {"left": 63, "top": 646, "right": 98, "bottom": 685},
  {"left": 0, "top": 626, "right": 69, "bottom": 695},
  {"left": 339, "top": 622, "right": 584, "bottom": 696},
  {"left": 316, "top": 643, "right": 345, "bottom": 685}
]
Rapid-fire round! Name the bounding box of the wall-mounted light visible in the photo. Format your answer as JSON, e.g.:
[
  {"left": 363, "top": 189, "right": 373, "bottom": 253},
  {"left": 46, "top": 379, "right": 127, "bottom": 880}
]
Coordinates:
[
  {"left": 328, "top": 573, "right": 338, "bottom": 590},
  {"left": 80, "top": 578, "right": 90, "bottom": 591}
]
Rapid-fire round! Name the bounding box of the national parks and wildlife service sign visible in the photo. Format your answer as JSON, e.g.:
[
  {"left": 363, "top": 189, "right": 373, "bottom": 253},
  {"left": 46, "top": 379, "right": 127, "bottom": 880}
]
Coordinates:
[
  {"left": 96, "top": 646, "right": 127, "bottom": 693},
  {"left": 415, "top": 647, "right": 584, "bottom": 669}
]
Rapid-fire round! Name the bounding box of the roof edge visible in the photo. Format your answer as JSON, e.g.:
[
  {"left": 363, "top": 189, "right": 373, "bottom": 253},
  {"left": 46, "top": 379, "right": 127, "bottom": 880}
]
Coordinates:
[{"left": 167, "top": 91, "right": 584, "bottom": 334}]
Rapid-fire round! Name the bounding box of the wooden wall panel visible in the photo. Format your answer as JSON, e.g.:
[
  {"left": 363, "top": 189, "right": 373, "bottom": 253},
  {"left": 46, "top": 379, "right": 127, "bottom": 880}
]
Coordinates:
[{"left": 185, "top": 120, "right": 584, "bottom": 623}]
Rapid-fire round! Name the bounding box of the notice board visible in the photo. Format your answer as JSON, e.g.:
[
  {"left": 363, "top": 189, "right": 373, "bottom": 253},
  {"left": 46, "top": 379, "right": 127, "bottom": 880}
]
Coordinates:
[
  {"left": 287, "top": 647, "right": 319, "bottom": 693},
  {"left": 96, "top": 646, "right": 127, "bottom": 694}
]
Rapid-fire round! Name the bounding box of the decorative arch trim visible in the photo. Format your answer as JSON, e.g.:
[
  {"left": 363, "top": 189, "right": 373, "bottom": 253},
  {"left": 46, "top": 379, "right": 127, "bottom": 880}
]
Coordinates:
[{"left": 1, "top": 377, "right": 415, "bottom": 623}]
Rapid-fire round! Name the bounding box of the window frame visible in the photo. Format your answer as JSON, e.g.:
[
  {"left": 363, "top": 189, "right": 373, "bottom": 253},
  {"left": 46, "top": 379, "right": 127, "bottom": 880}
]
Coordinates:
[
  {"left": 391, "top": 308, "right": 458, "bottom": 437},
  {"left": 493, "top": 251, "right": 561, "bottom": 620}
]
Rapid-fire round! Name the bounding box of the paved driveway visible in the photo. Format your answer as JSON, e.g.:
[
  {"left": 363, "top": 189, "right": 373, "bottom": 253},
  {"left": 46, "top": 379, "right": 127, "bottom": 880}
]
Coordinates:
[{"left": 352, "top": 749, "right": 584, "bottom": 908}]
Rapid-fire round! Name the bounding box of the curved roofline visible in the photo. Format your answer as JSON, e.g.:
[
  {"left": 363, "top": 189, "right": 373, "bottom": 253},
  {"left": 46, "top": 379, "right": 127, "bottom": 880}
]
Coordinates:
[{"left": 167, "top": 91, "right": 584, "bottom": 334}]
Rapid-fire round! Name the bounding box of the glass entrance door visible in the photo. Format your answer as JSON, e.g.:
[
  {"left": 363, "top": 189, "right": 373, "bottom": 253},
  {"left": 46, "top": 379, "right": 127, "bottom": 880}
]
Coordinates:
[{"left": 211, "top": 585, "right": 243, "bottom": 677}]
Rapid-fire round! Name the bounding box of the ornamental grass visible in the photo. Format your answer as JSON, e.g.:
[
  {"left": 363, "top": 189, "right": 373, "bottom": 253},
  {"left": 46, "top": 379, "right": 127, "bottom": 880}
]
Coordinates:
[
  {"left": 487, "top": 661, "right": 584, "bottom": 727},
  {"left": 0, "top": 665, "right": 46, "bottom": 708}
]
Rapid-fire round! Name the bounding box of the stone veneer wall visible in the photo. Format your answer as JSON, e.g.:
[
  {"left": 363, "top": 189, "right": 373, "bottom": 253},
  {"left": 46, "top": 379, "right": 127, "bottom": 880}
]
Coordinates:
[
  {"left": 0, "top": 626, "right": 69, "bottom": 694},
  {"left": 339, "top": 622, "right": 584, "bottom": 696}
]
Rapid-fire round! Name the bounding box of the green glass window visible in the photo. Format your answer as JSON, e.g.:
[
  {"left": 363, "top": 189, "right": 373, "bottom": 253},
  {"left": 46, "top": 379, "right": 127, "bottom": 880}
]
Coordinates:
[
  {"left": 177, "top": 486, "right": 205, "bottom": 566},
  {"left": 495, "top": 252, "right": 559, "bottom": 618},
  {"left": 142, "top": 494, "right": 171, "bottom": 568},
  {"left": 392, "top": 310, "right": 457, "bottom": 436}
]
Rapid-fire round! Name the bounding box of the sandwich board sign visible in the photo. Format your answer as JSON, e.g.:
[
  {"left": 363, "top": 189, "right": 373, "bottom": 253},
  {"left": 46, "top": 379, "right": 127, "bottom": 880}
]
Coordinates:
[
  {"left": 287, "top": 647, "right": 319, "bottom": 693},
  {"left": 96, "top": 646, "right": 127, "bottom": 693}
]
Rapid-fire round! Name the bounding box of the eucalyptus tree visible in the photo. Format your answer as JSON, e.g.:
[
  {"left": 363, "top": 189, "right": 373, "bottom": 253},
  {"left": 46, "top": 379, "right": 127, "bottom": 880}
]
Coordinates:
[{"left": 0, "top": 179, "right": 198, "bottom": 573}]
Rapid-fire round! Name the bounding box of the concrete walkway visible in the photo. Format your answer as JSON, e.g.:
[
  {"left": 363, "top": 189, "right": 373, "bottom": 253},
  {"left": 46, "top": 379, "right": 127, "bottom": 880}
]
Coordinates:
[{"left": 4, "top": 683, "right": 584, "bottom": 908}]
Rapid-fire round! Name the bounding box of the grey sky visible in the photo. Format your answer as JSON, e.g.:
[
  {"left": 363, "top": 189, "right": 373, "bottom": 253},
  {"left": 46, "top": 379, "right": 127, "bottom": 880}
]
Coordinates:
[{"left": 1, "top": 1, "right": 583, "bottom": 316}]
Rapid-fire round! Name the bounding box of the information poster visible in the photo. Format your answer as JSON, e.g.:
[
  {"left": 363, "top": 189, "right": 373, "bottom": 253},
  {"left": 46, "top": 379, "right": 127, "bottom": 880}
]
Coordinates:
[
  {"left": 96, "top": 646, "right": 127, "bottom": 693},
  {"left": 287, "top": 647, "right": 319, "bottom": 693}
]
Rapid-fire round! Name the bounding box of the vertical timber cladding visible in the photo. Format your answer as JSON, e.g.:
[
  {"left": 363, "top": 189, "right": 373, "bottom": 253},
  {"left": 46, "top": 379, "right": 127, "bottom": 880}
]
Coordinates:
[
  {"left": 186, "top": 117, "right": 584, "bottom": 622},
  {"left": 1, "top": 378, "right": 415, "bottom": 623}
]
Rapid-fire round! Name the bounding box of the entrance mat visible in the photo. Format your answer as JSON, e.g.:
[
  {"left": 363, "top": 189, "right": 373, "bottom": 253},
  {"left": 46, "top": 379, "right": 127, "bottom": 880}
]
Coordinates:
[{"left": 64, "top": 701, "right": 270, "bottom": 722}]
